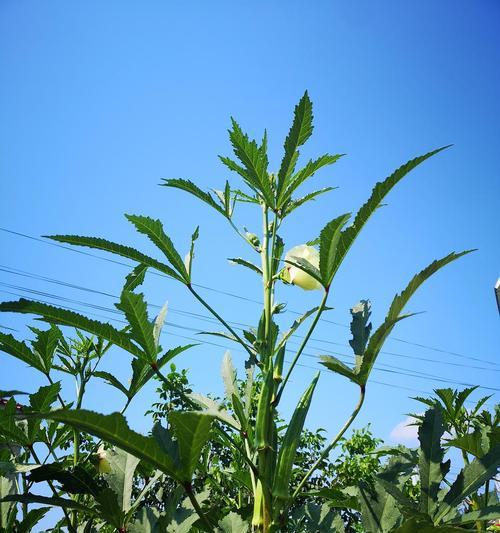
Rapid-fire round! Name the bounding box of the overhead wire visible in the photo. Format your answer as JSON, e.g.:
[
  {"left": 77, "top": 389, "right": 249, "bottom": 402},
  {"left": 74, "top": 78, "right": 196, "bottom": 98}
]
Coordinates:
[{"left": 1, "top": 226, "right": 497, "bottom": 368}]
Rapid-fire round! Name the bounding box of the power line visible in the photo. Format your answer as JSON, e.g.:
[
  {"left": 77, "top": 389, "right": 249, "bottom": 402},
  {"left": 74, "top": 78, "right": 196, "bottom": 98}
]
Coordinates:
[
  {"left": 0, "top": 265, "right": 498, "bottom": 373},
  {"left": 1, "top": 286, "right": 499, "bottom": 394},
  {"left": 1, "top": 226, "right": 498, "bottom": 367},
  {"left": 1, "top": 288, "right": 496, "bottom": 411}
]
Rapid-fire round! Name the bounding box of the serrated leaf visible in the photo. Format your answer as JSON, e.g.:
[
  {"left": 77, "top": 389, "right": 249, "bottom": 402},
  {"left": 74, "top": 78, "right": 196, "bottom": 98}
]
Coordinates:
[
  {"left": 39, "top": 409, "right": 179, "bottom": 478},
  {"left": 161, "top": 178, "right": 227, "bottom": 217},
  {"left": 279, "top": 154, "right": 343, "bottom": 208},
  {"left": 128, "top": 344, "right": 194, "bottom": 398},
  {"left": 277, "top": 91, "right": 313, "bottom": 195},
  {"left": 276, "top": 306, "right": 323, "bottom": 352},
  {"left": 16, "top": 507, "right": 50, "bottom": 533},
  {"left": 47, "top": 234, "right": 184, "bottom": 281},
  {"left": 0, "top": 332, "right": 45, "bottom": 374},
  {"left": 283, "top": 187, "right": 337, "bottom": 216},
  {"left": 358, "top": 481, "right": 403, "bottom": 532},
  {"left": 228, "top": 257, "right": 263, "bottom": 275},
  {"left": 30, "top": 325, "right": 61, "bottom": 373},
  {"left": 320, "top": 355, "right": 359, "bottom": 385},
  {"left": 225, "top": 118, "right": 273, "bottom": 207},
  {"left": 418, "top": 408, "right": 447, "bottom": 518},
  {"left": 168, "top": 411, "right": 214, "bottom": 481},
  {"left": 124, "top": 263, "right": 148, "bottom": 292},
  {"left": 356, "top": 251, "right": 472, "bottom": 384},
  {"left": 0, "top": 398, "right": 29, "bottom": 445},
  {"left": 188, "top": 393, "right": 240, "bottom": 431},
  {"left": 449, "top": 505, "right": 500, "bottom": 525},
  {"left": 349, "top": 300, "right": 372, "bottom": 358},
  {"left": 436, "top": 444, "right": 500, "bottom": 523},
  {"left": 319, "top": 213, "right": 351, "bottom": 286},
  {"left": 115, "top": 291, "right": 156, "bottom": 360},
  {"left": 0, "top": 299, "right": 144, "bottom": 358},
  {"left": 328, "top": 146, "right": 452, "bottom": 282},
  {"left": 125, "top": 215, "right": 188, "bottom": 281},
  {"left": 1, "top": 493, "right": 95, "bottom": 514},
  {"left": 104, "top": 448, "right": 140, "bottom": 512},
  {"left": 94, "top": 371, "right": 130, "bottom": 398},
  {"left": 94, "top": 487, "right": 125, "bottom": 528},
  {"left": 218, "top": 511, "right": 249, "bottom": 532}
]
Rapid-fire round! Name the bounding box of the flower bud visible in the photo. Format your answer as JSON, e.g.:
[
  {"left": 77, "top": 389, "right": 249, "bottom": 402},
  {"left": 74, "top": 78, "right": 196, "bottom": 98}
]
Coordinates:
[
  {"left": 284, "top": 245, "right": 321, "bottom": 291},
  {"left": 95, "top": 446, "right": 112, "bottom": 474}
]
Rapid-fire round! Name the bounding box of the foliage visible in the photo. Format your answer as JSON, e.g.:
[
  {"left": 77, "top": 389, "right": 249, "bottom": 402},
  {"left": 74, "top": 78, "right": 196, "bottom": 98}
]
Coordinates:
[{"left": 0, "top": 92, "right": 495, "bottom": 533}]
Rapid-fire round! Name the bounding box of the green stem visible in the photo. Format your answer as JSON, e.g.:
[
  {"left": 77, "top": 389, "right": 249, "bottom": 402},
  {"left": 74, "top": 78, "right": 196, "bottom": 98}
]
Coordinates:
[
  {"left": 188, "top": 285, "right": 255, "bottom": 358},
  {"left": 184, "top": 482, "right": 215, "bottom": 532},
  {"left": 30, "top": 446, "right": 77, "bottom": 533},
  {"left": 292, "top": 385, "right": 366, "bottom": 498},
  {"left": 275, "top": 289, "right": 329, "bottom": 406}
]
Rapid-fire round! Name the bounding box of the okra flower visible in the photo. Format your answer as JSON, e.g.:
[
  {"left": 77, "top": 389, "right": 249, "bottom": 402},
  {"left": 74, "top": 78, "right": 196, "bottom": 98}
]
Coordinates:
[
  {"left": 285, "top": 245, "right": 321, "bottom": 291},
  {"left": 96, "top": 445, "right": 112, "bottom": 474}
]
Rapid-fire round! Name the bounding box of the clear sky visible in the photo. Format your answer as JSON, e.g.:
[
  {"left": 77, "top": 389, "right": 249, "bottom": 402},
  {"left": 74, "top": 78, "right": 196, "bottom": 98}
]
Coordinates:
[{"left": 1, "top": 0, "right": 499, "bottom": 459}]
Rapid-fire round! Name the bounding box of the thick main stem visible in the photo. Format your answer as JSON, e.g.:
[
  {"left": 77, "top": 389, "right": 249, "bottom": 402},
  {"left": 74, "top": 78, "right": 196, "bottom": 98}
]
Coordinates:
[{"left": 292, "top": 385, "right": 366, "bottom": 498}]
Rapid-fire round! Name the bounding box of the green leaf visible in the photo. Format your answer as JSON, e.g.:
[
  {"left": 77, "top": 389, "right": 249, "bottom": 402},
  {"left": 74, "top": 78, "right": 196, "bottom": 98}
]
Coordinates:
[
  {"left": 276, "top": 306, "right": 324, "bottom": 352},
  {"left": 349, "top": 300, "right": 372, "bottom": 358},
  {"left": 283, "top": 256, "right": 323, "bottom": 287},
  {"left": 358, "top": 481, "right": 403, "bottom": 533},
  {"left": 161, "top": 178, "right": 227, "bottom": 217},
  {"left": 123, "top": 263, "right": 148, "bottom": 292},
  {"left": 0, "top": 398, "right": 29, "bottom": 445},
  {"left": 446, "top": 428, "right": 495, "bottom": 458},
  {"left": 29, "top": 325, "right": 61, "bottom": 373},
  {"left": 449, "top": 505, "right": 500, "bottom": 525},
  {"left": 228, "top": 257, "right": 263, "bottom": 275},
  {"left": 283, "top": 187, "right": 337, "bottom": 216},
  {"left": 255, "top": 365, "right": 275, "bottom": 450},
  {"left": 41, "top": 409, "right": 178, "bottom": 478},
  {"left": 47, "top": 234, "right": 184, "bottom": 281},
  {"left": 320, "top": 355, "right": 359, "bottom": 385},
  {"left": 328, "top": 146, "right": 452, "bottom": 282},
  {"left": 393, "top": 517, "right": 465, "bottom": 533},
  {"left": 436, "top": 444, "right": 500, "bottom": 523},
  {"left": 0, "top": 332, "right": 45, "bottom": 374},
  {"left": 0, "top": 299, "right": 144, "bottom": 358},
  {"left": 356, "top": 251, "right": 473, "bottom": 384},
  {"left": 418, "top": 407, "right": 448, "bottom": 518},
  {"left": 277, "top": 91, "right": 313, "bottom": 195},
  {"left": 1, "top": 493, "right": 95, "bottom": 514},
  {"left": 305, "top": 487, "right": 360, "bottom": 511},
  {"left": 94, "top": 371, "right": 130, "bottom": 398},
  {"left": 153, "top": 302, "right": 168, "bottom": 350},
  {"left": 218, "top": 511, "right": 249, "bottom": 532},
  {"left": 273, "top": 373, "right": 319, "bottom": 500},
  {"left": 125, "top": 215, "right": 188, "bottom": 281},
  {"left": 94, "top": 487, "right": 125, "bottom": 528},
  {"left": 168, "top": 411, "right": 214, "bottom": 481},
  {"left": 225, "top": 119, "right": 273, "bottom": 207},
  {"left": 28, "top": 463, "right": 99, "bottom": 496},
  {"left": 103, "top": 448, "right": 140, "bottom": 512},
  {"left": 27, "top": 383, "right": 61, "bottom": 442},
  {"left": 16, "top": 507, "right": 50, "bottom": 533},
  {"left": 279, "top": 154, "right": 343, "bottom": 207},
  {"left": 188, "top": 393, "right": 241, "bottom": 431},
  {"left": 128, "top": 344, "right": 194, "bottom": 398},
  {"left": 319, "top": 213, "right": 351, "bottom": 286},
  {"left": 116, "top": 291, "right": 156, "bottom": 361}
]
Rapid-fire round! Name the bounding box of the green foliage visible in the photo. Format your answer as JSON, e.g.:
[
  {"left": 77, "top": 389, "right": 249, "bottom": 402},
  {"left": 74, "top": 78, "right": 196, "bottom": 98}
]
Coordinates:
[{"left": 0, "top": 92, "right": 489, "bottom": 533}]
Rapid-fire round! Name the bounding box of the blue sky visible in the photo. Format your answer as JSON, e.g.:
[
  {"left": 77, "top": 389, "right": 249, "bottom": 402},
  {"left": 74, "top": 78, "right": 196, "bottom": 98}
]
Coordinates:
[{"left": 1, "top": 0, "right": 499, "bottom": 466}]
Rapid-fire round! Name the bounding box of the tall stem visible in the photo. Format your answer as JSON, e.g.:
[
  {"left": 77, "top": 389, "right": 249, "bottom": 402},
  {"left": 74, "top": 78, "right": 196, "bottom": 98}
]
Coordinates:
[
  {"left": 292, "top": 385, "right": 366, "bottom": 498},
  {"left": 184, "top": 482, "right": 215, "bottom": 532}
]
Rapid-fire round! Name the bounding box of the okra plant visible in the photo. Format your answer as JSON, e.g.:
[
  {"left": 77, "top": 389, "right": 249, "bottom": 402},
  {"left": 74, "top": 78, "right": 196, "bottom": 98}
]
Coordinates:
[{"left": 0, "top": 92, "right": 496, "bottom": 532}]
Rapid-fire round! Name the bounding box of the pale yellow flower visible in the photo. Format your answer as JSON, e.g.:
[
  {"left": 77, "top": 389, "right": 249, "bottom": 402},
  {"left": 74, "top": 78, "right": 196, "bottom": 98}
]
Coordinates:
[
  {"left": 96, "top": 446, "right": 112, "bottom": 474},
  {"left": 285, "top": 245, "right": 321, "bottom": 291}
]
